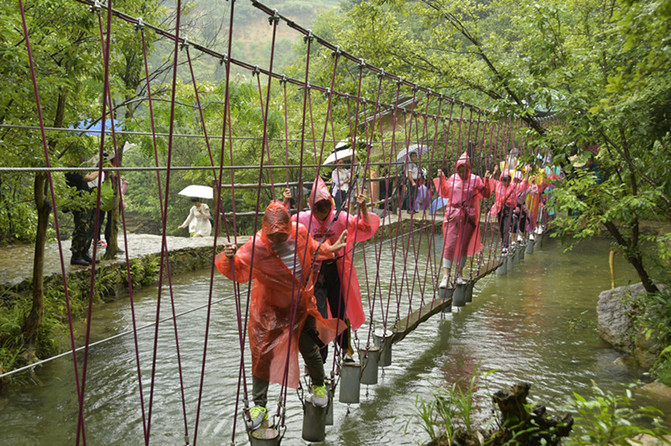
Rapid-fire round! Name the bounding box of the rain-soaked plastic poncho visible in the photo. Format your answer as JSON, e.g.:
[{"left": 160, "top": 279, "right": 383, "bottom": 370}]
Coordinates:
[
  {"left": 436, "top": 153, "right": 492, "bottom": 262},
  {"left": 292, "top": 177, "right": 380, "bottom": 330},
  {"left": 215, "top": 201, "right": 344, "bottom": 388}
]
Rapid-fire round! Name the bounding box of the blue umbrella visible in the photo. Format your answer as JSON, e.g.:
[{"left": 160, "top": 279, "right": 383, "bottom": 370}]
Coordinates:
[
  {"left": 72, "top": 118, "right": 122, "bottom": 134},
  {"left": 430, "top": 196, "right": 450, "bottom": 214}
]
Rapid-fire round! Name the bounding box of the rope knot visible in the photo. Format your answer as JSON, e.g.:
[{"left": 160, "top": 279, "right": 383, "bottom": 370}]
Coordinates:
[
  {"left": 134, "top": 17, "right": 145, "bottom": 31},
  {"left": 90, "top": 0, "right": 102, "bottom": 14},
  {"left": 303, "top": 30, "right": 314, "bottom": 43},
  {"left": 180, "top": 38, "right": 189, "bottom": 51}
]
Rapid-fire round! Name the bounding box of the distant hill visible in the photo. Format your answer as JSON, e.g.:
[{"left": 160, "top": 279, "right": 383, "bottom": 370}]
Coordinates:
[{"left": 168, "top": 0, "right": 342, "bottom": 82}]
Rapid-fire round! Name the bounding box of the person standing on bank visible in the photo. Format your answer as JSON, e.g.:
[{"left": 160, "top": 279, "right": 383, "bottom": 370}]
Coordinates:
[
  {"left": 65, "top": 157, "right": 100, "bottom": 266},
  {"left": 216, "top": 201, "right": 347, "bottom": 430},
  {"left": 178, "top": 197, "right": 211, "bottom": 237},
  {"left": 331, "top": 158, "right": 351, "bottom": 211},
  {"left": 405, "top": 151, "right": 420, "bottom": 214},
  {"left": 436, "top": 153, "right": 493, "bottom": 288},
  {"left": 291, "top": 177, "right": 380, "bottom": 362}
]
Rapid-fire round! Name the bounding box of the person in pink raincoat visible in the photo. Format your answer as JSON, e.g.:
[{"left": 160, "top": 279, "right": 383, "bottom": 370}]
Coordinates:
[
  {"left": 490, "top": 169, "right": 528, "bottom": 252},
  {"left": 435, "top": 153, "right": 493, "bottom": 288},
  {"left": 216, "top": 201, "right": 347, "bottom": 430},
  {"left": 292, "top": 177, "right": 380, "bottom": 362}
]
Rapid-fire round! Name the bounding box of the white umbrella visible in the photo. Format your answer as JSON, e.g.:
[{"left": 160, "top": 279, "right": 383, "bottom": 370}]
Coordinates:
[
  {"left": 396, "top": 143, "right": 430, "bottom": 162},
  {"left": 178, "top": 185, "right": 214, "bottom": 200},
  {"left": 323, "top": 148, "right": 355, "bottom": 165}
]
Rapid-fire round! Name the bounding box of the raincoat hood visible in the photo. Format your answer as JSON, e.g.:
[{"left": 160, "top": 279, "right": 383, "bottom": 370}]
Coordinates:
[
  {"left": 309, "top": 177, "right": 332, "bottom": 209},
  {"left": 262, "top": 201, "right": 291, "bottom": 238},
  {"left": 455, "top": 152, "right": 472, "bottom": 178}
]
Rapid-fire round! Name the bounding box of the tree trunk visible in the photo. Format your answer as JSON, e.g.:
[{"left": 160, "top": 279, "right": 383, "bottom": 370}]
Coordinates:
[
  {"left": 23, "top": 173, "right": 50, "bottom": 343},
  {"left": 603, "top": 220, "right": 659, "bottom": 293},
  {"left": 23, "top": 91, "right": 66, "bottom": 343}
]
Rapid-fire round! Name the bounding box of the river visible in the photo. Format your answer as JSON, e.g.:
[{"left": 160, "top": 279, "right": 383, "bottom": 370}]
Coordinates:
[{"left": 1, "top": 235, "right": 669, "bottom": 445}]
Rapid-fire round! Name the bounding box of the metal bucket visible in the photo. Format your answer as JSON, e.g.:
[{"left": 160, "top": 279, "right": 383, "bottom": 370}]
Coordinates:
[
  {"left": 359, "top": 346, "right": 380, "bottom": 385},
  {"left": 374, "top": 329, "right": 393, "bottom": 367},
  {"left": 439, "top": 286, "right": 453, "bottom": 313},
  {"left": 339, "top": 361, "right": 361, "bottom": 404},
  {"left": 249, "top": 427, "right": 281, "bottom": 446},
  {"left": 496, "top": 259, "right": 507, "bottom": 275},
  {"left": 465, "top": 281, "right": 474, "bottom": 303},
  {"left": 519, "top": 243, "right": 525, "bottom": 260},
  {"left": 302, "top": 400, "right": 326, "bottom": 442},
  {"left": 506, "top": 251, "right": 514, "bottom": 270},
  {"left": 526, "top": 238, "right": 534, "bottom": 255},
  {"left": 452, "top": 282, "right": 466, "bottom": 307}
]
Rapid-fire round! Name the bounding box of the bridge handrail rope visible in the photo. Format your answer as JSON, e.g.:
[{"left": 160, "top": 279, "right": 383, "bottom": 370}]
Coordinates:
[{"left": 10, "top": 0, "right": 562, "bottom": 444}]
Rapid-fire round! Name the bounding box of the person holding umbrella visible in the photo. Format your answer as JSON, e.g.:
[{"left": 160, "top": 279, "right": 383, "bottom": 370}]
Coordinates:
[{"left": 178, "top": 197, "right": 211, "bottom": 237}]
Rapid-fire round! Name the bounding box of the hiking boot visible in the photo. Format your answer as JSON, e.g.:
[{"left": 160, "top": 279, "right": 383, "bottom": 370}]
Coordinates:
[
  {"left": 438, "top": 276, "right": 448, "bottom": 289},
  {"left": 82, "top": 254, "right": 99, "bottom": 264},
  {"left": 246, "top": 406, "right": 267, "bottom": 431},
  {"left": 310, "top": 384, "right": 329, "bottom": 408},
  {"left": 70, "top": 256, "right": 90, "bottom": 267}
]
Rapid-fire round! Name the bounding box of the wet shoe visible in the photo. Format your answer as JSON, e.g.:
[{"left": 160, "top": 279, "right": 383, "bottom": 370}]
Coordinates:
[
  {"left": 438, "top": 276, "right": 448, "bottom": 289},
  {"left": 82, "top": 254, "right": 99, "bottom": 264},
  {"left": 310, "top": 384, "right": 329, "bottom": 408},
  {"left": 246, "top": 406, "right": 267, "bottom": 431},
  {"left": 70, "top": 256, "right": 90, "bottom": 266}
]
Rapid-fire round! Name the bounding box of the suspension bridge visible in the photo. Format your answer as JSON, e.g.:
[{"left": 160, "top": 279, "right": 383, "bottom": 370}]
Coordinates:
[{"left": 0, "top": 0, "right": 564, "bottom": 444}]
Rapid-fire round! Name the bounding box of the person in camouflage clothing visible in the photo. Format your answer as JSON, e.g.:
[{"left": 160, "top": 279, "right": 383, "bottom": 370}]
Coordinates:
[{"left": 65, "top": 155, "right": 100, "bottom": 266}]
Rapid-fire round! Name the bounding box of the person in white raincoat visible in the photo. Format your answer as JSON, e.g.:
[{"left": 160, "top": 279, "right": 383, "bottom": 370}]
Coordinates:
[{"left": 178, "top": 197, "right": 212, "bottom": 237}]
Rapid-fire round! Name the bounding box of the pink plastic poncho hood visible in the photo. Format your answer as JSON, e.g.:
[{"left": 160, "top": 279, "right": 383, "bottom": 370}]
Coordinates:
[{"left": 292, "top": 177, "right": 380, "bottom": 330}]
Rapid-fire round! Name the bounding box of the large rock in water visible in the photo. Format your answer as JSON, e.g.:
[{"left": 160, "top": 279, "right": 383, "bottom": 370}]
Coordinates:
[{"left": 597, "top": 283, "right": 647, "bottom": 353}]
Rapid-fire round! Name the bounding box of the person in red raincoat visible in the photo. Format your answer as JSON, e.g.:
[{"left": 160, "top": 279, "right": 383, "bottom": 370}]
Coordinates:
[
  {"left": 291, "top": 177, "right": 380, "bottom": 362},
  {"left": 490, "top": 169, "right": 528, "bottom": 252},
  {"left": 216, "top": 201, "right": 347, "bottom": 430},
  {"left": 435, "top": 152, "right": 493, "bottom": 288}
]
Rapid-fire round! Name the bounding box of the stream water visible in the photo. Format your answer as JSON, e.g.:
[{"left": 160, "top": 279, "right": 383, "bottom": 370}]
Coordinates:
[{"left": 1, "top": 235, "right": 669, "bottom": 445}]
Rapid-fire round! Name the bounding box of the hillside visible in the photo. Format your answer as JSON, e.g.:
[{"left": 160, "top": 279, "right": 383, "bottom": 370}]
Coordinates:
[{"left": 157, "top": 0, "right": 342, "bottom": 82}]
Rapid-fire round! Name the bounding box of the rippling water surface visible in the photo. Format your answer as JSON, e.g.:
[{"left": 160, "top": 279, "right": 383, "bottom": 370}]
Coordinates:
[{"left": 2, "top": 235, "right": 668, "bottom": 445}]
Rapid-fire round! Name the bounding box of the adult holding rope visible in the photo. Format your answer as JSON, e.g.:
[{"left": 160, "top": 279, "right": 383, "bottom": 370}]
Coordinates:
[
  {"left": 435, "top": 152, "right": 493, "bottom": 288},
  {"left": 215, "top": 201, "right": 347, "bottom": 431},
  {"left": 292, "top": 177, "right": 380, "bottom": 363}
]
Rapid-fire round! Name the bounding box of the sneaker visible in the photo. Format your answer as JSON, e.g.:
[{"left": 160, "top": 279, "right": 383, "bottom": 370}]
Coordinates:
[
  {"left": 310, "top": 384, "right": 329, "bottom": 408},
  {"left": 510, "top": 241, "right": 517, "bottom": 249},
  {"left": 438, "top": 276, "right": 448, "bottom": 289},
  {"left": 97, "top": 240, "right": 107, "bottom": 248},
  {"left": 455, "top": 277, "right": 467, "bottom": 286},
  {"left": 529, "top": 233, "right": 535, "bottom": 241},
  {"left": 246, "top": 406, "right": 267, "bottom": 431},
  {"left": 343, "top": 353, "right": 355, "bottom": 363},
  {"left": 517, "top": 234, "right": 523, "bottom": 242},
  {"left": 502, "top": 247, "right": 508, "bottom": 255}
]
